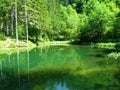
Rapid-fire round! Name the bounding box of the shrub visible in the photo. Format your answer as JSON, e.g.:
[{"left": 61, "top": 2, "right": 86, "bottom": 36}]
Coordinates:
[{"left": 0, "top": 33, "right": 6, "bottom": 40}]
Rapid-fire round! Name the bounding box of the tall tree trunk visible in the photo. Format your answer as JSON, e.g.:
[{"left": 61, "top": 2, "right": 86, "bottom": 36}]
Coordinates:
[
  {"left": 24, "top": 0, "right": 28, "bottom": 46},
  {"left": 11, "top": 1, "right": 14, "bottom": 36},
  {"left": 0, "top": 23, "right": 1, "bottom": 31},
  {"left": 15, "top": 0, "right": 18, "bottom": 43},
  {"left": 6, "top": 21, "right": 9, "bottom": 36},
  {"left": 0, "top": 22, "right": 3, "bottom": 32},
  {"left": 3, "top": 21, "right": 6, "bottom": 36}
]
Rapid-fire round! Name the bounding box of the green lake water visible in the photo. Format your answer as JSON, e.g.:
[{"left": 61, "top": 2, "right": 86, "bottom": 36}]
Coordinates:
[{"left": 0, "top": 45, "right": 120, "bottom": 90}]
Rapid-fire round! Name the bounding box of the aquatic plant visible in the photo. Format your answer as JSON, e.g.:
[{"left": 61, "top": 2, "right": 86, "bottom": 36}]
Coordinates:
[{"left": 107, "top": 52, "right": 120, "bottom": 60}]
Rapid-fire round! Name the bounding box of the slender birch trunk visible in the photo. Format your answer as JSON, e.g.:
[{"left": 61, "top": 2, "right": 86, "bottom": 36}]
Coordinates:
[
  {"left": 15, "top": 0, "right": 18, "bottom": 43},
  {"left": 6, "top": 21, "right": 9, "bottom": 36},
  {"left": 11, "top": 1, "right": 14, "bottom": 36},
  {"left": 24, "top": 0, "right": 28, "bottom": 46}
]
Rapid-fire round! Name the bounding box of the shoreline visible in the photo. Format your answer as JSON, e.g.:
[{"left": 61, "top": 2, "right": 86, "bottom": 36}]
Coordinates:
[
  {"left": 0, "top": 40, "right": 119, "bottom": 50},
  {"left": 0, "top": 40, "right": 119, "bottom": 60}
]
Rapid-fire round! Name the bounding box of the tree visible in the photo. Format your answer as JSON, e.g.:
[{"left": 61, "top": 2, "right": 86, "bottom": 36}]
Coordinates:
[
  {"left": 11, "top": 0, "right": 15, "bottom": 36},
  {"left": 27, "top": 0, "right": 51, "bottom": 43},
  {"left": 80, "top": 0, "right": 118, "bottom": 42},
  {"left": 112, "top": 11, "right": 120, "bottom": 40},
  {"left": 15, "top": 0, "right": 18, "bottom": 43},
  {"left": 24, "top": 0, "right": 28, "bottom": 46},
  {"left": 0, "top": 0, "right": 119, "bottom": 44},
  {"left": 0, "top": 0, "right": 11, "bottom": 36}
]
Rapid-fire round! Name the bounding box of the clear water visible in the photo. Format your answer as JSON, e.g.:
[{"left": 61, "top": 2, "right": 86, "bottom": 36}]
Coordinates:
[{"left": 0, "top": 45, "right": 120, "bottom": 90}]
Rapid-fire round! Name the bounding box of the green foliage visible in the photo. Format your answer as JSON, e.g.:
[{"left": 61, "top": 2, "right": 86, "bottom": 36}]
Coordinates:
[
  {"left": 112, "top": 11, "right": 120, "bottom": 39},
  {"left": 0, "top": 33, "right": 6, "bottom": 40},
  {"left": 80, "top": 0, "right": 119, "bottom": 42},
  {"left": 18, "top": 25, "right": 24, "bottom": 39},
  {"left": 51, "top": 5, "right": 79, "bottom": 40},
  {"left": 0, "top": 0, "right": 119, "bottom": 44}
]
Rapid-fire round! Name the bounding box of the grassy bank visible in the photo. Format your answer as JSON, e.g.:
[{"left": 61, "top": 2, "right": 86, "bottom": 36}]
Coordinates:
[
  {"left": 38, "top": 41, "right": 73, "bottom": 46},
  {"left": 0, "top": 40, "right": 75, "bottom": 55},
  {"left": 0, "top": 39, "right": 36, "bottom": 48},
  {"left": 0, "top": 38, "right": 36, "bottom": 55},
  {"left": 0, "top": 39, "right": 119, "bottom": 49}
]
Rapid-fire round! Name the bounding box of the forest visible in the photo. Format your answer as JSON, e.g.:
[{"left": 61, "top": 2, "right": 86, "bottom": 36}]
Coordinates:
[
  {"left": 0, "top": 1, "right": 120, "bottom": 90},
  {"left": 0, "top": 0, "right": 120, "bottom": 45}
]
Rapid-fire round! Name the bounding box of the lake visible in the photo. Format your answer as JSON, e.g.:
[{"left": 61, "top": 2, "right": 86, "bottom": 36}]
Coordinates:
[{"left": 0, "top": 45, "right": 120, "bottom": 90}]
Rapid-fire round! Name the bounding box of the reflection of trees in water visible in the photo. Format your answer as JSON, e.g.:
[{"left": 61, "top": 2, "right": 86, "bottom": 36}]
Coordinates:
[
  {"left": 0, "top": 61, "right": 2, "bottom": 78},
  {"left": 17, "top": 50, "right": 20, "bottom": 87},
  {"left": 27, "top": 49, "right": 29, "bottom": 82},
  {"left": 0, "top": 46, "right": 120, "bottom": 90},
  {"left": 0, "top": 64, "right": 120, "bottom": 90},
  {"left": 29, "top": 46, "right": 82, "bottom": 67},
  {"left": 0, "top": 49, "right": 30, "bottom": 90}
]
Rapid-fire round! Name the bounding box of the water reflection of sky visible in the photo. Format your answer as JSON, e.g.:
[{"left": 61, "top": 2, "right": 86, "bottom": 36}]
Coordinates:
[{"left": 45, "top": 82, "right": 69, "bottom": 90}]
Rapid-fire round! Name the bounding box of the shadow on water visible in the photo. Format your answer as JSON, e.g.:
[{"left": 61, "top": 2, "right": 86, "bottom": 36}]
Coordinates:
[{"left": 0, "top": 45, "right": 120, "bottom": 90}]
